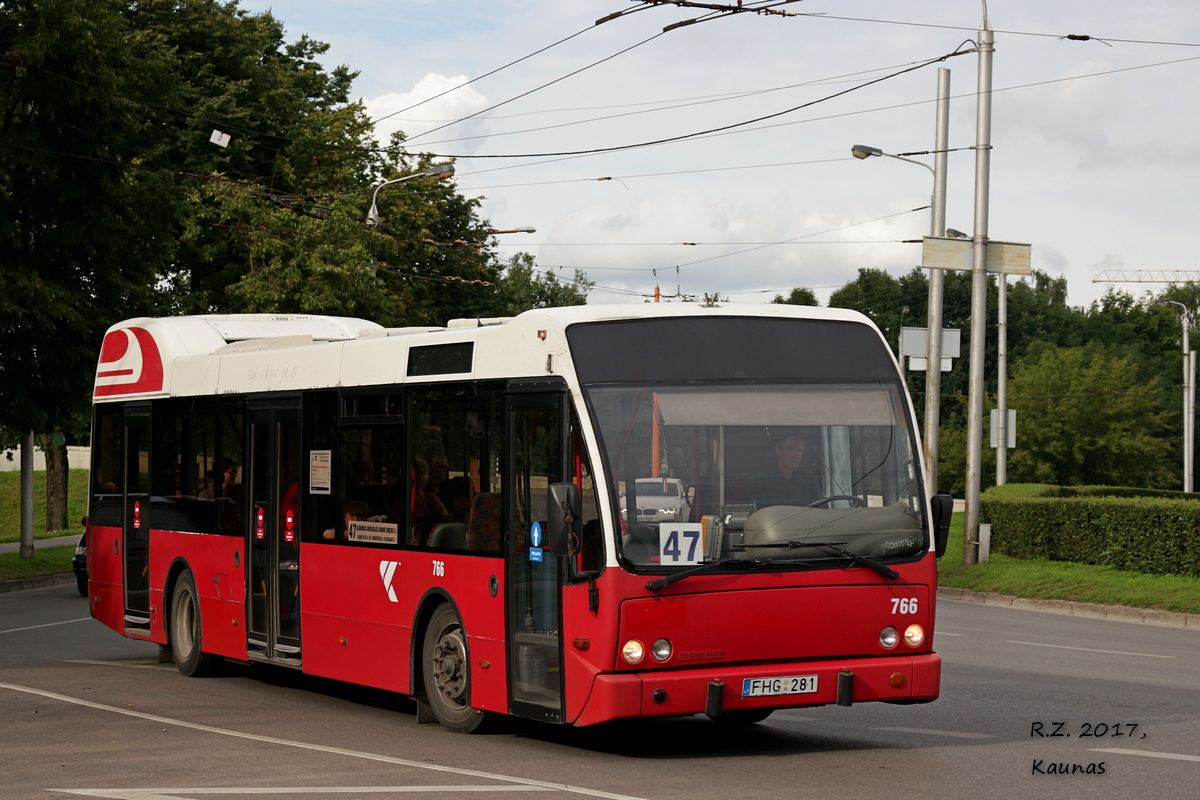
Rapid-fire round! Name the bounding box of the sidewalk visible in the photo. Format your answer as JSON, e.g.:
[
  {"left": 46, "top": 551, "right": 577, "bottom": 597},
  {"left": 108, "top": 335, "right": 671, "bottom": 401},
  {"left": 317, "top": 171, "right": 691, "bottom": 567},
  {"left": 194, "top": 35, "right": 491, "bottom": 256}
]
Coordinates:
[{"left": 0, "top": 534, "right": 80, "bottom": 555}]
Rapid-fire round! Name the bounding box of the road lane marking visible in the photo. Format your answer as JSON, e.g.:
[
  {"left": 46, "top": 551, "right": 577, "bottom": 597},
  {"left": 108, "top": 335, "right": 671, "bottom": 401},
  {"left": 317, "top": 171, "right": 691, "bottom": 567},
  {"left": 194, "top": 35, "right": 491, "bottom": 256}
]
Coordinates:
[
  {"left": 0, "top": 682, "right": 650, "bottom": 800},
  {"left": 0, "top": 617, "right": 91, "bottom": 635},
  {"left": 51, "top": 787, "right": 555, "bottom": 798},
  {"left": 1090, "top": 748, "right": 1200, "bottom": 763},
  {"left": 66, "top": 659, "right": 171, "bottom": 670},
  {"left": 1006, "top": 641, "right": 1174, "bottom": 659},
  {"left": 875, "top": 727, "right": 993, "bottom": 739}
]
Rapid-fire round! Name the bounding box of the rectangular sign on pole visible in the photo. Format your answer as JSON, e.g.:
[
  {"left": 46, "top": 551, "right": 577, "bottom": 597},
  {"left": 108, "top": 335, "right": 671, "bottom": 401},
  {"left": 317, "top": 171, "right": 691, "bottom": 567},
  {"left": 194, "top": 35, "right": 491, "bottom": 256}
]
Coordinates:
[
  {"left": 989, "top": 408, "right": 1016, "bottom": 448},
  {"left": 900, "top": 328, "right": 961, "bottom": 372},
  {"left": 922, "top": 237, "right": 1032, "bottom": 275}
]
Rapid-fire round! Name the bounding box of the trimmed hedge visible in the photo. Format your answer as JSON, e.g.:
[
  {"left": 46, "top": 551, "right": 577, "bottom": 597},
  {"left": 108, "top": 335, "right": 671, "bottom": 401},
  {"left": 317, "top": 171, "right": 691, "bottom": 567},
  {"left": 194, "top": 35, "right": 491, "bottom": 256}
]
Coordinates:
[{"left": 980, "top": 484, "right": 1200, "bottom": 578}]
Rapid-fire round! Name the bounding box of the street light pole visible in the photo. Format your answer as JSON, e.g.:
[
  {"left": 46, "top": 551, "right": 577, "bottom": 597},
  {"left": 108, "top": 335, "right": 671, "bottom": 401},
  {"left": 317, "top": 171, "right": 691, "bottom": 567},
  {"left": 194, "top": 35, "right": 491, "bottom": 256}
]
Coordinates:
[
  {"left": 963, "top": 9, "right": 994, "bottom": 566},
  {"left": 849, "top": 68, "right": 951, "bottom": 493},
  {"left": 926, "top": 68, "right": 951, "bottom": 493},
  {"left": 1158, "top": 297, "right": 1193, "bottom": 492}
]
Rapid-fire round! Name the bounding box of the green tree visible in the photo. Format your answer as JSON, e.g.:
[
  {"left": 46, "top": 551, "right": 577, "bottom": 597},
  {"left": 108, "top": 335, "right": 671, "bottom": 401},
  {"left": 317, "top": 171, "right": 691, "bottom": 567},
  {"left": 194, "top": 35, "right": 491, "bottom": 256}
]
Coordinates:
[
  {"left": 494, "top": 253, "right": 592, "bottom": 316},
  {"left": 771, "top": 287, "right": 819, "bottom": 306},
  {"left": 1005, "top": 342, "right": 1173, "bottom": 488},
  {"left": 0, "top": 0, "right": 384, "bottom": 533}
]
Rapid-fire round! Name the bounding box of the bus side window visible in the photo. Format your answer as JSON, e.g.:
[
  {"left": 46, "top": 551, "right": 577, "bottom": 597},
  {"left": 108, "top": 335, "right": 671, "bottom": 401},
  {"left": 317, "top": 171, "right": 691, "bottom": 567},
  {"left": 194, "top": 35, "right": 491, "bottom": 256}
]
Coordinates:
[
  {"left": 304, "top": 392, "right": 338, "bottom": 544},
  {"left": 571, "top": 419, "right": 603, "bottom": 574},
  {"left": 408, "top": 383, "right": 503, "bottom": 552},
  {"left": 90, "top": 404, "right": 125, "bottom": 527}
]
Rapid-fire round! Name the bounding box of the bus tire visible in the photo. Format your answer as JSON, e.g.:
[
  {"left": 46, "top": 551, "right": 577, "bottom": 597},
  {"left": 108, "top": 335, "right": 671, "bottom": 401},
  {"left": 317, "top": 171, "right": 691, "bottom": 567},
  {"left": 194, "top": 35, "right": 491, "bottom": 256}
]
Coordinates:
[
  {"left": 422, "top": 604, "right": 493, "bottom": 733},
  {"left": 170, "top": 570, "right": 222, "bottom": 677}
]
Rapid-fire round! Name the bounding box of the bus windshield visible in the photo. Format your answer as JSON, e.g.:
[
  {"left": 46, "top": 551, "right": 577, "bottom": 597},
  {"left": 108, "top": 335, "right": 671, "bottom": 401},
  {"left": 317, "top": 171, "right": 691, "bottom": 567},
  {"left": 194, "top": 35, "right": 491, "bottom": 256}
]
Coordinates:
[{"left": 586, "top": 381, "right": 927, "bottom": 569}]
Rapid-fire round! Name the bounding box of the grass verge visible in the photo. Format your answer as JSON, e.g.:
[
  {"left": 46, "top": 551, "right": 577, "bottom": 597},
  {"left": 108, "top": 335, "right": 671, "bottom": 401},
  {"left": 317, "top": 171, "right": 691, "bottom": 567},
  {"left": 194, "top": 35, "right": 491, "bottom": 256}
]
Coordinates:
[
  {"left": 0, "top": 545, "right": 75, "bottom": 582},
  {"left": 938, "top": 513, "right": 1200, "bottom": 616},
  {"left": 0, "top": 469, "right": 89, "bottom": 543}
]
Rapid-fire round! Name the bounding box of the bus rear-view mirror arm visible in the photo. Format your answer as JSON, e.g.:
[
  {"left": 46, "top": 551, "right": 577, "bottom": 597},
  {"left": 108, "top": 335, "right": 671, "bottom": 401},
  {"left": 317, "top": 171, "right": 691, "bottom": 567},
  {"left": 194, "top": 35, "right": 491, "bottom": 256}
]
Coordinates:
[{"left": 546, "top": 482, "right": 581, "bottom": 557}]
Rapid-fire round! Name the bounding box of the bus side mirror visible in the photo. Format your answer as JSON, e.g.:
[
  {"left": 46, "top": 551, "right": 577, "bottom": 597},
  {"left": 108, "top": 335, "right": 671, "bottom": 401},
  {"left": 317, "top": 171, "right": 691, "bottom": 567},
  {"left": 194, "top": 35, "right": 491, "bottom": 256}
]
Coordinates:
[
  {"left": 546, "top": 482, "right": 581, "bottom": 557},
  {"left": 930, "top": 493, "right": 953, "bottom": 559}
]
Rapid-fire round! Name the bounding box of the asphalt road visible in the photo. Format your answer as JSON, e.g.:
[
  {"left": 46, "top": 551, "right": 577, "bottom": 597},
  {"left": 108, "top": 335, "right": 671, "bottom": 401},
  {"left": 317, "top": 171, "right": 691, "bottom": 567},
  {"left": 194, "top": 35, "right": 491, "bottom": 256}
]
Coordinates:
[{"left": 2, "top": 584, "right": 1197, "bottom": 800}]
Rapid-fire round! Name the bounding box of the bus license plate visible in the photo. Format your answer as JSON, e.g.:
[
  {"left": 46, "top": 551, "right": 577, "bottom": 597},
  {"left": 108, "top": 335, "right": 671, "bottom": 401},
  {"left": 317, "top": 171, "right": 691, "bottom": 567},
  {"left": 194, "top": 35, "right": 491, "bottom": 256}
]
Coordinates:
[{"left": 742, "top": 675, "right": 819, "bottom": 697}]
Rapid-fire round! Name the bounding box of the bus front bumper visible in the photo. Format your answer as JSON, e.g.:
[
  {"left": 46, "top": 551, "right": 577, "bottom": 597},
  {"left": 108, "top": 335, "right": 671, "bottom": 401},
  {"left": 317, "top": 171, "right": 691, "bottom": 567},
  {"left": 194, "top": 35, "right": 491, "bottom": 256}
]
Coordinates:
[{"left": 573, "top": 653, "right": 940, "bottom": 726}]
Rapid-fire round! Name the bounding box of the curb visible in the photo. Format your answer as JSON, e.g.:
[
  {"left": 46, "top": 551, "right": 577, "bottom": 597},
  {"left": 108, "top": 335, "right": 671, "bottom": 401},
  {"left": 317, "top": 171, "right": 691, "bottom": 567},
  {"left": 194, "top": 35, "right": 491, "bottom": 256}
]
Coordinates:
[
  {"left": 937, "top": 586, "right": 1200, "bottom": 630},
  {"left": 0, "top": 572, "right": 76, "bottom": 594}
]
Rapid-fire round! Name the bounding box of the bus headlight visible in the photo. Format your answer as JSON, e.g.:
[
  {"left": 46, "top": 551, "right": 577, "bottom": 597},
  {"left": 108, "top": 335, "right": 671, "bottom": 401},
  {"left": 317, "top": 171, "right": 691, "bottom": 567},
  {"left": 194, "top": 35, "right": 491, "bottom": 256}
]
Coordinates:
[
  {"left": 879, "top": 626, "right": 899, "bottom": 649},
  {"left": 651, "top": 638, "right": 673, "bottom": 662},
  {"left": 904, "top": 624, "right": 925, "bottom": 648},
  {"left": 621, "top": 639, "right": 645, "bottom": 664}
]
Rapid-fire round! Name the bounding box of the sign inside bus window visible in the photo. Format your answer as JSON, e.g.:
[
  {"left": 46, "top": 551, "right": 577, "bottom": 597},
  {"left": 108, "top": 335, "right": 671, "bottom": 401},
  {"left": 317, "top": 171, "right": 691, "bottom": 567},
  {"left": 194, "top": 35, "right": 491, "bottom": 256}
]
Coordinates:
[
  {"left": 309, "top": 450, "right": 332, "bottom": 495},
  {"left": 659, "top": 524, "right": 704, "bottom": 565},
  {"left": 529, "top": 522, "right": 543, "bottom": 562},
  {"left": 93, "top": 327, "right": 165, "bottom": 397},
  {"left": 348, "top": 520, "right": 398, "bottom": 545}
]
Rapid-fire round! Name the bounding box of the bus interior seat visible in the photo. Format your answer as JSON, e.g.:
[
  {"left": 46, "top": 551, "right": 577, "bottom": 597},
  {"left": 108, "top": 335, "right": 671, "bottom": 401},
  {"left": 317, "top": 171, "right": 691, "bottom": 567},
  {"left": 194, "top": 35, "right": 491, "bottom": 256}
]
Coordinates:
[
  {"left": 429, "top": 522, "right": 468, "bottom": 550},
  {"left": 623, "top": 523, "right": 659, "bottom": 562},
  {"left": 466, "top": 492, "right": 502, "bottom": 551}
]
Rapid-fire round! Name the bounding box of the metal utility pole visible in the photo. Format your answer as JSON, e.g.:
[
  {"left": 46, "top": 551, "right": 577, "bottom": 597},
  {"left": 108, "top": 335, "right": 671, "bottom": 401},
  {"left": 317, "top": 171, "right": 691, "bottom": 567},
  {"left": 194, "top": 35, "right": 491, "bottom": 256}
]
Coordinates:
[
  {"left": 923, "top": 67, "right": 951, "bottom": 492},
  {"left": 963, "top": 11, "right": 994, "bottom": 566},
  {"left": 20, "top": 431, "right": 35, "bottom": 560},
  {"left": 1158, "top": 298, "right": 1194, "bottom": 492},
  {"left": 996, "top": 268, "right": 1008, "bottom": 486}
]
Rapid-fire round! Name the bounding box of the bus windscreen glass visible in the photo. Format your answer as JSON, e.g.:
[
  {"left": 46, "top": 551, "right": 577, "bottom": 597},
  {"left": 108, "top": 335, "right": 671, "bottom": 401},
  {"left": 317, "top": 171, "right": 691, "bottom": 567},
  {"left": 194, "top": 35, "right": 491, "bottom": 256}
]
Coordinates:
[
  {"left": 586, "top": 380, "right": 926, "bottom": 569},
  {"left": 568, "top": 316, "right": 927, "bottom": 570}
]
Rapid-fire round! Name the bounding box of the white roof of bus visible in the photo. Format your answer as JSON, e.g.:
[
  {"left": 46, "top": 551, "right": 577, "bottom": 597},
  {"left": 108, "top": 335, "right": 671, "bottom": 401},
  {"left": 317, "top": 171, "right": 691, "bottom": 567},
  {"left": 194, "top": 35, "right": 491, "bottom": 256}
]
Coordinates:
[{"left": 92, "top": 304, "right": 881, "bottom": 401}]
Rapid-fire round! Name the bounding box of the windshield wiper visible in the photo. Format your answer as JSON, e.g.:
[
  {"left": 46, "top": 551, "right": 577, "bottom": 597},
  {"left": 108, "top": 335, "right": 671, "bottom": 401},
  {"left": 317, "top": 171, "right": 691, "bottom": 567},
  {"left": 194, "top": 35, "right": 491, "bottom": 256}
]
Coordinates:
[
  {"left": 645, "top": 558, "right": 741, "bottom": 592},
  {"left": 741, "top": 540, "right": 899, "bottom": 580},
  {"left": 645, "top": 555, "right": 824, "bottom": 592},
  {"left": 815, "top": 545, "right": 899, "bottom": 580},
  {"left": 741, "top": 540, "right": 848, "bottom": 551}
]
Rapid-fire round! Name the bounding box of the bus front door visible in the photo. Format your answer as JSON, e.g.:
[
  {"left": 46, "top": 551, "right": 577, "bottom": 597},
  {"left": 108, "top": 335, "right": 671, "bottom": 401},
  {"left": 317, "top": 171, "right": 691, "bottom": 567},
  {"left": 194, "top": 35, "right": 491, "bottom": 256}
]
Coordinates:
[
  {"left": 122, "top": 405, "right": 151, "bottom": 635},
  {"left": 246, "top": 405, "right": 303, "bottom": 665},
  {"left": 507, "top": 390, "right": 566, "bottom": 723}
]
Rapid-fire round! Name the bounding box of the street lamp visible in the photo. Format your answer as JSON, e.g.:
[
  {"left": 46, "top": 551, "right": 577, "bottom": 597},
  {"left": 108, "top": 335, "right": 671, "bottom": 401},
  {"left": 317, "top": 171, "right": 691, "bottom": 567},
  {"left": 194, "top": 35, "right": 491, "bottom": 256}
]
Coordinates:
[
  {"left": 850, "top": 69, "right": 951, "bottom": 494},
  {"left": 1157, "top": 297, "right": 1194, "bottom": 492},
  {"left": 486, "top": 227, "right": 536, "bottom": 235},
  {"left": 851, "top": 144, "right": 936, "bottom": 176},
  {"left": 366, "top": 163, "right": 455, "bottom": 228}
]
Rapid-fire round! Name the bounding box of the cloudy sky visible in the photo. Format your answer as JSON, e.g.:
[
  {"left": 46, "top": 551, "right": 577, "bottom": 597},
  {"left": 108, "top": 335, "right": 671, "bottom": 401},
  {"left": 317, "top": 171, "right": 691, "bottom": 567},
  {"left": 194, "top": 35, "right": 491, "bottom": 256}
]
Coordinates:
[{"left": 238, "top": 0, "right": 1199, "bottom": 307}]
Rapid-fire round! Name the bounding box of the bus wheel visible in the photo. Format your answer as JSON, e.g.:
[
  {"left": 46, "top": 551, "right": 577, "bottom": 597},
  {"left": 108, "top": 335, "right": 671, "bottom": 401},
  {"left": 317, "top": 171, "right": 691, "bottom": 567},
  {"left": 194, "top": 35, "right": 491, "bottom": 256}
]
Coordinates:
[
  {"left": 422, "top": 604, "right": 493, "bottom": 733},
  {"left": 170, "top": 570, "right": 222, "bottom": 677},
  {"left": 711, "top": 709, "right": 773, "bottom": 726}
]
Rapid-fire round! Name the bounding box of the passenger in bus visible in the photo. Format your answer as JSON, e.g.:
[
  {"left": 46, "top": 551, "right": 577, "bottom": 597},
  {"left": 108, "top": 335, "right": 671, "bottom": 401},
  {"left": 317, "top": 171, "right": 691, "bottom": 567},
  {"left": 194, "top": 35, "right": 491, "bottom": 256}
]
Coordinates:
[
  {"left": 93, "top": 469, "right": 117, "bottom": 494},
  {"left": 410, "top": 458, "right": 451, "bottom": 546},
  {"left": 750, "top": 432, "right": 821, "bottom": 508},
  {"left": 199, "top": 459, "right": 239, "bottom": 500},
  {"left": 350, "top": 460, "right": 375, "bottom": 486},
  {"left": 323, "top": 499, "right": 370, "bottom": 540}
]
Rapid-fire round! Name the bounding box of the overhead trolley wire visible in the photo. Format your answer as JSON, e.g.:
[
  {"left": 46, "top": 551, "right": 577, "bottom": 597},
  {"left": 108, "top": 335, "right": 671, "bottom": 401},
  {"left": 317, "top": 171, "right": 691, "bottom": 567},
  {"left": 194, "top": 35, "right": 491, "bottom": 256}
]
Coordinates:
[
  {"left": 404, "top": 29, "right": 669, "bottom": 143},
  {"left": 422, "top": 47, "right": 974, "bottom": 159}
]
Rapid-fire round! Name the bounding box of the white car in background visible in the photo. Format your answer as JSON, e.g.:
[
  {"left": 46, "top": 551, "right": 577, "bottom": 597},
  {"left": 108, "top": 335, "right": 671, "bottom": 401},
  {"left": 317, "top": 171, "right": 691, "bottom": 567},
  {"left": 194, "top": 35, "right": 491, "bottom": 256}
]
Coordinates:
[{"left": 623, "top": 477, "right": 691, "bottom": 523}]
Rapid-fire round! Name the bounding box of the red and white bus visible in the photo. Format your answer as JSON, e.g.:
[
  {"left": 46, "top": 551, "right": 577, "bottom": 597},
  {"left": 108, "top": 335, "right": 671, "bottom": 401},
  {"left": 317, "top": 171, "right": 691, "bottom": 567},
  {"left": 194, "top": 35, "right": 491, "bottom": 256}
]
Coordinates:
[{"left": 87, "top": 303, "right": 951, "bottom": 731}]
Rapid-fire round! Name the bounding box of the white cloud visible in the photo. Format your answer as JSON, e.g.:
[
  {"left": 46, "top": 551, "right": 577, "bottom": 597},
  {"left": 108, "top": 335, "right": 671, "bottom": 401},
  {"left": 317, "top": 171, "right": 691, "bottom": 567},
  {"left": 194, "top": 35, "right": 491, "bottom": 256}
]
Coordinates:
[{"left": 363, "top": 73, "right": 491, "bottom": 152}]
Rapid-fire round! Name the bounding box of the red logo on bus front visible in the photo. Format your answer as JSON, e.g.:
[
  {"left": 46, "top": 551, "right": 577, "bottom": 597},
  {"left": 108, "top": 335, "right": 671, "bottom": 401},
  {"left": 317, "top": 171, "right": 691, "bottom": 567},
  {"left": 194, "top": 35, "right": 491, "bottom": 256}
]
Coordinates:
[{"left": 94, "top": 327, "right": 164, "bottom": 398}]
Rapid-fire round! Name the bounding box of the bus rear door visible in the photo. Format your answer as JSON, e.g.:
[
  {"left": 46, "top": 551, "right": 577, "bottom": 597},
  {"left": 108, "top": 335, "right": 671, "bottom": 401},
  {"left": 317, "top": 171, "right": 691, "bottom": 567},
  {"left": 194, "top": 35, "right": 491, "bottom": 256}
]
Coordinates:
[
  {"left": 122, "top": 404, "right": 151, "bottom": 636},
  {"left": 246, "top": 403, "right": 303, "bottom": 665}
]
